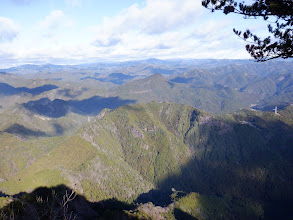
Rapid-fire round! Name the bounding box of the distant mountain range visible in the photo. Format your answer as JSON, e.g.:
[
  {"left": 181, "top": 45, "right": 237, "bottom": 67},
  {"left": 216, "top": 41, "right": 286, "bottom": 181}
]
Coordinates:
[
  {"left": 111, "top": 73, "right": 256, "bottom": 113},
  {"left": 0, "top": 59, "right": 291, "bottom": 137},
  {"left": 1, "top": 59, "right": 291, "bottom": 112},
  {"left": 0, "top": 59, "right": 292, "bottom": 219},
  {"left": 0, "top": 58, "right": 279, "bottom": 83}
]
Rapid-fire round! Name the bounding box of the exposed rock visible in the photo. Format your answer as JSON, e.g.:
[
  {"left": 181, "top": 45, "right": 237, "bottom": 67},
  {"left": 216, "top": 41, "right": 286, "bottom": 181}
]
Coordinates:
[
  {"left": 132, "top": 126, "right": 145, "bottom": 139},
  {"left": 142, "top": 144, "right": 149, "bottom": 150}
]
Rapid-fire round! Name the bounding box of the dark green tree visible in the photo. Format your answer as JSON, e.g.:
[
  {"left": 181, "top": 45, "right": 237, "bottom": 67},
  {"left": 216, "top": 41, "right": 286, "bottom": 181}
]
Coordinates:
[{"left": 202, "top": 0, "right": 293, "bottom": 62}]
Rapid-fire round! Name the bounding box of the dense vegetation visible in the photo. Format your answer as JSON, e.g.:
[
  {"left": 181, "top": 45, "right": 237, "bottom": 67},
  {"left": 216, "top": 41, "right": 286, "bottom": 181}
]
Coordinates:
[
  {"left": 1, "top": 60, "right": 293, "bottom": 114},
  {"left": 0, "top": 60, "right": 292, "bottom": 219},
  {"left": 1, "top": 102, "right": 292, "bottom": 219}
]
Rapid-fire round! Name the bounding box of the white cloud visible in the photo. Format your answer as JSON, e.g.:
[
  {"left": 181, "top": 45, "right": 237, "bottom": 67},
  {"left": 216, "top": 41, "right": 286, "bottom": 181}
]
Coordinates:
[
  {"left": 190, "top": 19, "right": 232, "bottom": 42},
  {"left": 36, "top": 10, "right": 74, "bottom": 47},
  {"left": 88, "top": 0, "right": 249, "bottom": 60},
  {"left": 39, "top": 10, "right": 73, "bottom": 31},
  {"left": 122, "top": 0, "right": 202, "bottom": 34},
  {"left": 0, "top": 0, "right": 257, "bottom": 66},
  {"left": 93, "top": 37, "right": 121, "bottom": 47},
  {"left": 0, "top": 17, "right": 19, "bottom": 43},
  {"left": 92, "top": 0, "right": 203, "bottom": 47},
  {"left": 0, "top": 10, "right": 78, "bottom": 64}
]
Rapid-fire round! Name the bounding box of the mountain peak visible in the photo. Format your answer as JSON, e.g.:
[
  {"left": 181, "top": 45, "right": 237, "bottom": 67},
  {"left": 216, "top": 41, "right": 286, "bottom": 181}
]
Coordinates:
[{"left": 147, "top": 73, "right": 167, "bottom": 81}]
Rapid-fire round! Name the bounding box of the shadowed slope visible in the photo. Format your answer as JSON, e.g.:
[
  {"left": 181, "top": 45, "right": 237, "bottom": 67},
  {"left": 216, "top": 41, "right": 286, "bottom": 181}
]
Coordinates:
[
  {"left": 22, "top": 96, "right": 136, "bottom": 118},
  {"left": 1, "top": 103, "right": 292, "bottom": 219},
  {"left": 3, "top": 123, "right": 48, "bottom": 137},
  {"left": 0, "top": 185, "right": 134, "bottom": 220},
  {"left": 81, "top": 73, "right": 136, "bottom": 85},
  {"left": 0, "top": 83, "right": 58, "bottom": 96},
  {"left": 133, "top": 103, "right": 293, "bottom": 219}
]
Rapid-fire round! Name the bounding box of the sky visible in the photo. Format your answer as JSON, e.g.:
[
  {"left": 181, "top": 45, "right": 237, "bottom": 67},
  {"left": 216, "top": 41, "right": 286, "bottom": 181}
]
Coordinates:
[{"left": 0, "top": 0, "right": 270, "bottom": 67}]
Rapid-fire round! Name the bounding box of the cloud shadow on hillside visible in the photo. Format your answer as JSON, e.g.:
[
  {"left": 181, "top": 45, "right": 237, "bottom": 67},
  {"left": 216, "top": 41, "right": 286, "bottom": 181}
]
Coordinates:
[
  {"left": 1, "top": 123, "right": 66, "bottom": 138},
  {"left": 69, "top": 96, "right": 136, "bottom": 115},
  {"left": 1, "top": 109, "right": 292, "bottom": 219},
  {"left": 57, "top": 88, "right": 88, "bottom": 98},
  {"left": 52, "top": 123, "right": 65, "bottom": 136},
  {"left": 135, "top": 157, "right": 292, "bottom": 219},
  {"left": 0, "top": 83, "right": 58, "bottom": 96},
  {"left": 2, "top": 123, "right": 48, "bottom": 138},
  {"left": 135, "top": 117, "right": 293, "bottom": 219},
  {"left": 22, "top": 96, "right": 136, "bottom": 118},
  {"left": 81, "top": 72, "right": 136, "bottom": 85}
]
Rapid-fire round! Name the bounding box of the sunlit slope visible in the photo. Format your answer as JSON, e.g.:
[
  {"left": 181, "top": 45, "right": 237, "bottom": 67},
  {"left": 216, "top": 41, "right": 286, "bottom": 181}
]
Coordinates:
[
  {"left": 111, "top": 74, "right": 256, "bottom": 113},
  {"left": 0, "top": 133, "right": 65, "bottom": 180},
  {"left": 1, "top": 102, "right": 292, "bottom": 206},
  {"left": 0, "top": 76, "right": 124, "bottom": 138}
]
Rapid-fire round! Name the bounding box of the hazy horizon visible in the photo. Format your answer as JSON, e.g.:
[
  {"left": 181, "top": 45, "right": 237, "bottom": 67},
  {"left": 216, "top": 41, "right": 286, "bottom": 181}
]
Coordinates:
[{"left": 0, "top": 0, "right": 271, "bottom": 68}]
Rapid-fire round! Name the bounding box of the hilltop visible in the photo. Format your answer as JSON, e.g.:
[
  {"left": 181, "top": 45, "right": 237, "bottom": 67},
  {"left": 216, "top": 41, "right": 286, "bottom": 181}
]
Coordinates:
[
  {"left": 110, "top": 74, "right": 256, "bottom": 113},
  {"left": 1, "top": 59, "right": 292, "bottom": 114},
  {"left": 0, "top": 59, "right": 292, "bottom": 219}
]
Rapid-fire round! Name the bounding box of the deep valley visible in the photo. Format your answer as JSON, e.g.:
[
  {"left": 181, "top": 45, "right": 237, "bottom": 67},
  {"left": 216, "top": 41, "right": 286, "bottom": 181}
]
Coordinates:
[{"left": 0, "top": 59, "right": 292, "bottom": 219}]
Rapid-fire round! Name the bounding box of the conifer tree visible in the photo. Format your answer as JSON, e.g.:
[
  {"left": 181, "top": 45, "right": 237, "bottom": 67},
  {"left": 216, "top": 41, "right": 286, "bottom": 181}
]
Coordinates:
[{"left": 202, "top": 0, "right": 293, "bottom": 62}]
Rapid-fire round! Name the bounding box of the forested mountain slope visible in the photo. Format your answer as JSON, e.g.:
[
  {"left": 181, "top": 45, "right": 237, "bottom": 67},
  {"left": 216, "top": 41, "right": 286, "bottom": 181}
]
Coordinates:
[
  {"left": 1, "top": 102, "right": 292, "bottom": 219},
  {"left": 111, "top": 74, "right": 256, "bottom": 113}
]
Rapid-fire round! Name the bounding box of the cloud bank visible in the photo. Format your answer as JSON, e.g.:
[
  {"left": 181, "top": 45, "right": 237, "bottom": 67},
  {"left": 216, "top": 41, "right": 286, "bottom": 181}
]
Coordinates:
[
  {"left": 0, "top": 17, "right": 19, "bottom": 43},
  {"left": 0, "top": 0, "right": 255, "bottom": 67}
]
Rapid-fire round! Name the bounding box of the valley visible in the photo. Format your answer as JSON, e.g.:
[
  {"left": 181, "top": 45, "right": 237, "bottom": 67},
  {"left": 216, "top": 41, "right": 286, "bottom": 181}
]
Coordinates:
[{"left": 0, "top": 59, "right": 292, "bottom": 219}]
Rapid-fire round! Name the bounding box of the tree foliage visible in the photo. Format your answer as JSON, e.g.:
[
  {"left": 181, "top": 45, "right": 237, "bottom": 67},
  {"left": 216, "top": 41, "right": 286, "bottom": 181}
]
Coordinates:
[{"left": 202, "top": 0, "right": 293, "bottom": 62}]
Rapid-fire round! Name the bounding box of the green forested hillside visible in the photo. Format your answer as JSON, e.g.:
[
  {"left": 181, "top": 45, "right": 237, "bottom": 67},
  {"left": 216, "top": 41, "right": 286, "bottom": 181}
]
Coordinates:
[
  {"left": 1, "top": 102, "right": 292, "bottom": 219},
  {"left": 111, "top": 74, "right": 256, "bottom": 113},
  {"left": 0, "top": 75, "right": 129, "bottom": 138},
  {"left": 2, "top": 61, "right": 292, "bottom": 116},
  {"left": 171, "top": 64, "right": 293, "bottom": 111}
]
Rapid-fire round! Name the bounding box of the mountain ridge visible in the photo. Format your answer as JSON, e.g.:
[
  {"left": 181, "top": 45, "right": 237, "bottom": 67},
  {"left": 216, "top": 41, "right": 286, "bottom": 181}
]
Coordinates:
[
  {"left": 1, "top": 102, "right": 292, "bottom": 219},
  {"left": 0, "top": 59, "right": 293, "bottom": 219}
]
